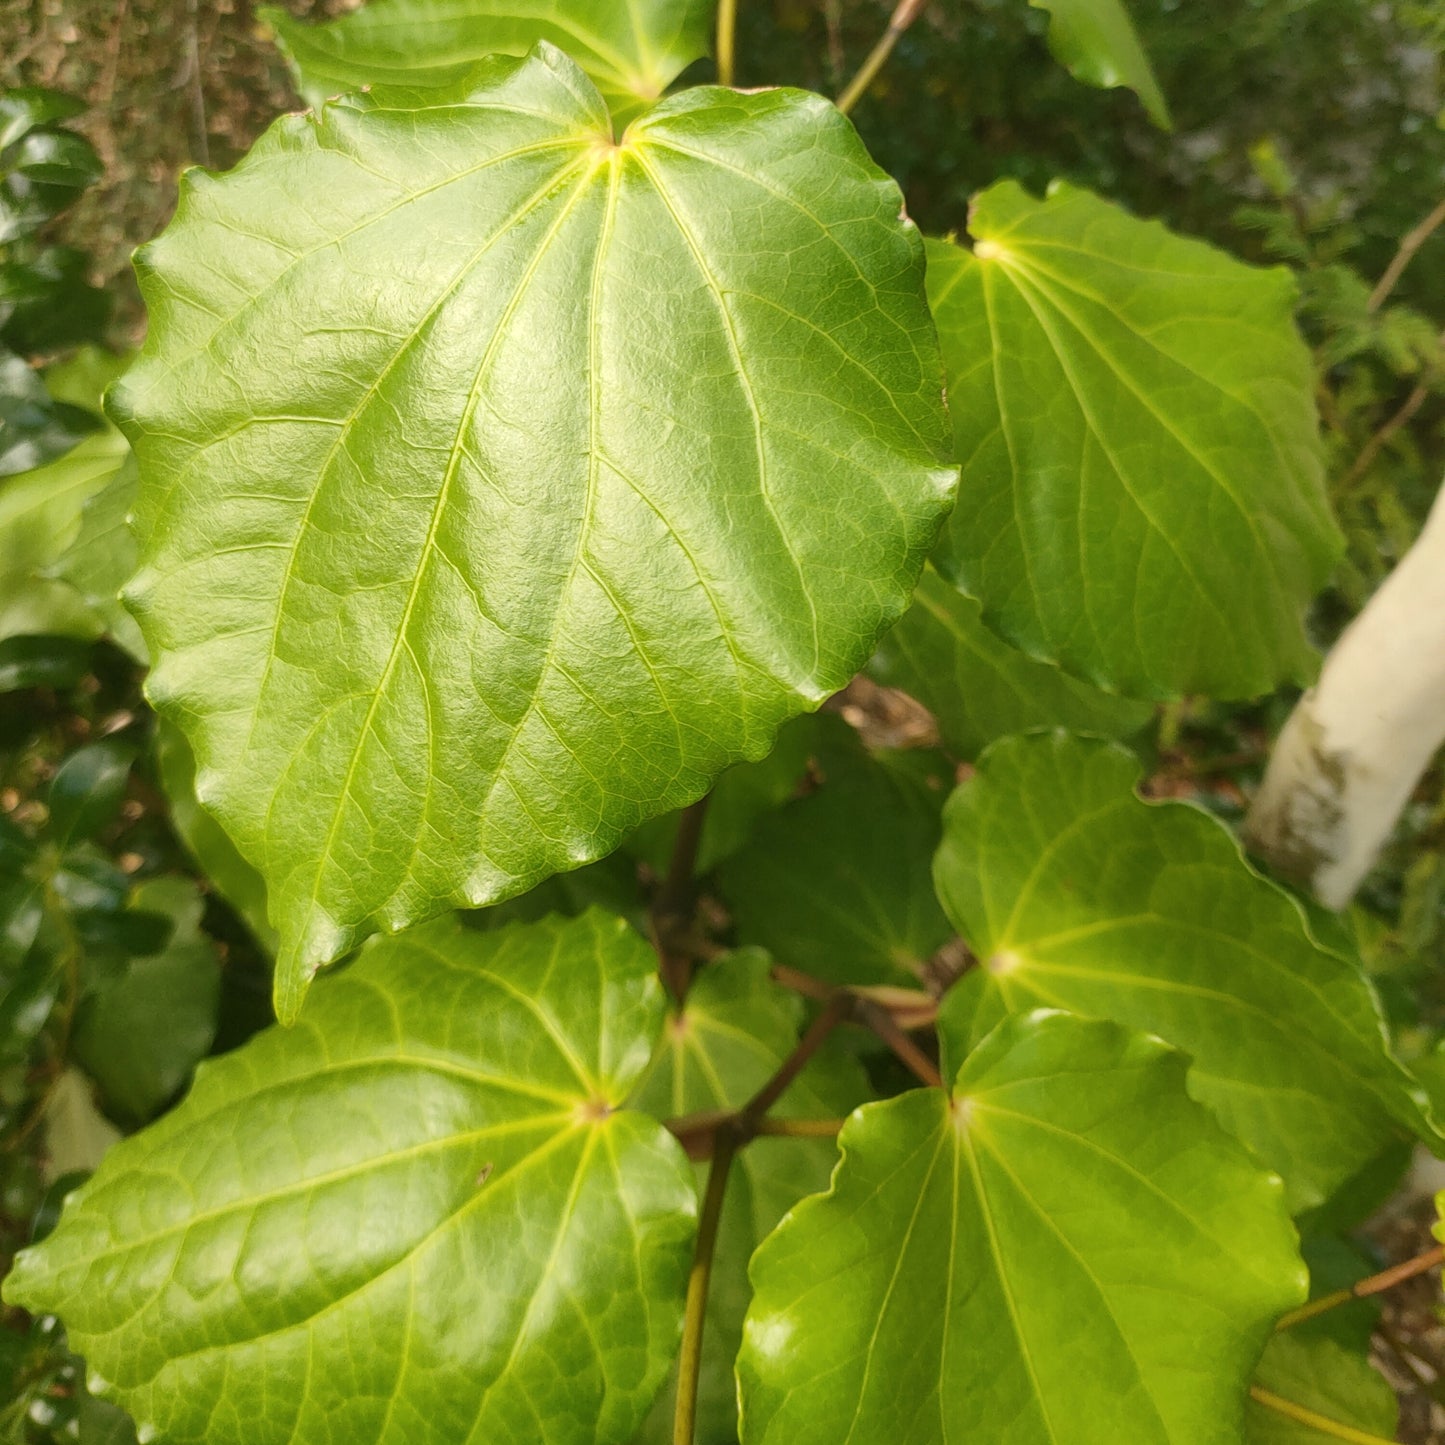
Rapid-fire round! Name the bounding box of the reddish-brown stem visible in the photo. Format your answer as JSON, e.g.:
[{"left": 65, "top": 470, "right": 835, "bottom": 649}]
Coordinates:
[
  {"left": 651, "top": 795, "right": 711, "bottom": 1001},
  {"left": 853, "top": 997, "right": 944, "bottom": 1088},
  {"left": 1275, "top": 1242, "right": 1445, "bottom": 1330},
  {"left": 744, "top": 992, "right": 853, "bottom": 1122},
  {"left": 770, "top": 963, "right": 942, "bottom": 1087},
  {"left": 665, "top": 994, "right": 854, "bottom": 1160},
  {"left": 669, "top": 994, "right": 855, "bottom": 1443}
]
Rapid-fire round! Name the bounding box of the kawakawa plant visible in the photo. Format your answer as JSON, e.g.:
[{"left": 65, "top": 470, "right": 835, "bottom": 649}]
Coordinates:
[{"left": 5, "top": 2, "right": 1441, "bottom": 1443}]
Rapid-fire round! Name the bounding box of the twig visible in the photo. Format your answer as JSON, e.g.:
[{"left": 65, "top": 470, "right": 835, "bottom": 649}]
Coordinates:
[
  {"left": 1340, "top": 333, "right": 1444, "bottom": 494},
  {"left": 674, "top": 1127, "right": 737, "bottom": 1445},
  {"left": 836, "top": 0, "right": 928, "bottom": 115},
  {"left": 770, "top": 963, "right": 942, "bottom": 1085},
  {"left": 1248, "top": 1386, "right": 1398, "bottom": 1444},
  {"left": 666, "top": 994, "right": 854, "bottom": 1160},
  {"left": 743, "top": 993, "right": 853, "bottom": 1122},
  {"left": 852, "top": 996, "right": 943, "bottom": 1087},
  {"left": 1276, "top": 1242, "right": 1445, "bottom": 1330},
  {"left": 1375, "top": 1320, "right": 1438, "bottom": 1395},
  {"left": 770, "top": 961, "right": 835, "bottom": 1002},
  {"left": 1369, "top": 196, "right": 1445, "bottom": 313},
  {"left": 716, "top": 0, "right": 738, "bottom": 87}
]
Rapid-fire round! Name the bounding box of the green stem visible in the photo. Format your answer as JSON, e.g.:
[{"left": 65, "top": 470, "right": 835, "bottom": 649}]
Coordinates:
[
  {"left": 1248, "top": 1387, "right": 1398, "bottom": 1445},
  {"left": 836, "top": 0, "right": 928, "bottom": 116},
  {"left": 674, "top": 1125, "right": 738, "bottom": 1445},
  {"left": 716, "top": 0, "right": 738, "bottom": 86}
]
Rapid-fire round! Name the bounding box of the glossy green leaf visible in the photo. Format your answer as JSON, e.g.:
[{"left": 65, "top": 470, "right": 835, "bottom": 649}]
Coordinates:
[
  {"left": 0, "top": 88, "right": 87, "bottom": 147},
  {"left": 934, "top": 732, "right": 1434, "bottom": 1211},
  {"left": 0, "top": 89, "right": 103, "bottom": 244},
  {"left": 631, "top": 950, "right": 868, "bottom": 1442},
  {"left": 928, "top": 180, "right": 1338, "bottom": 699},
  {"left": 0, "top": 348, "right": 128, "bottom": 640},
  {"left": 1027, "top": 0, "right": 1171, "bottom": 128},
  {"left": 116, "top": 45, "right": 954, "bottom": 1019},
  {"left": 76, "top": 1394, "right": 140, "bottom": 1445},
  {"left": 71, "top": 877, "right": 222, "bottom": 1125},
  {"left": 0, "top": 633, "right": 92, "bottom": 692},
  {"left": 5, "top": 909, "right": 697, "bottom": 1445},
  {"left": 47, "top": 740, "right": 133, "bottom": 849},
  {"left": 1, "top": 244, "right": 114, "bottom": 355},
  {"left": 51, "top": 454, "right": 146, "bottom": 663},
  {"left": 0, "top": 343, "right": 100, "bottom": 477},
  {"left": 738, "top": 1011, "right": 1305, "bottom": 1445},
  {"left": 721, "top": 737, "right": 954, "bottom": 987},
  {"left": 871, "top": 564, "right": 1152, "bottom": 758},
  {"left": 263, "top": 0, "right": 713, "bottom": 121}
]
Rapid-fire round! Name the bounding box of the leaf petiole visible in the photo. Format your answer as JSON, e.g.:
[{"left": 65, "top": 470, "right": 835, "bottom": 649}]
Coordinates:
[
  {"left": 1275, "top": 1242, "right": 1445, "bottom": 1330},
  {"left": 836, "top": 0, "right": 928, "bottom": 116},
  {"left": 1249, "top": 1386, "right": 1400, "bottom": 1445},
  {"left": 716, "top": 0, "right": 738, "bottom": 86}
]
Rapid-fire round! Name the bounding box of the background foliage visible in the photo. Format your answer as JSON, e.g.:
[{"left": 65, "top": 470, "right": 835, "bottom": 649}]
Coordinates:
[{"left": 1, "top": 1, "right": 1444, "bottom": 1441}]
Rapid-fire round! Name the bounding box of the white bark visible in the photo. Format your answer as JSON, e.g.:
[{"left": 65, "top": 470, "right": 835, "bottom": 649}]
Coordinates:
[{"left": 1245, "top": 479, "right": 1445, "bottom": 908}]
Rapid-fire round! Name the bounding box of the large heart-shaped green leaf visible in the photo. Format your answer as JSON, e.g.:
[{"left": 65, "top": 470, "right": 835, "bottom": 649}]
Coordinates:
[
  {"left": 631, "top": 949, "right": 868, "bottom": 1442},
  {"left": 934, "top": 732, "right": 1434, "bottom": 1211},
  {"left": 928, "top": 180, "right": 1338, "bottom": 699},
  {"left": 871, "top": 564, "right": 1152, "bottom": 758},
  {"left": 263, "top": 0, "right": 712, "bottom": 121},
  {"left": 114, "top": 44, "right": 955, "bottom": 1019},
  {"left": 1027, "top": 0, "right": 1170, "bottom": 128},
  {"left": 4, "top": 909, "right": 697, "bottom": 1445},
  {"left": 738, "top": 1010, "right": 1305, "bottom": 1445}
]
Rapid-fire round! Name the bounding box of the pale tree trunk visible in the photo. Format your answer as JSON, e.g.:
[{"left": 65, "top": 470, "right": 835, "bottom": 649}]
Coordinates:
[{"left": 1245, "top": 478, "right": 1445, "bottom": 909}]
